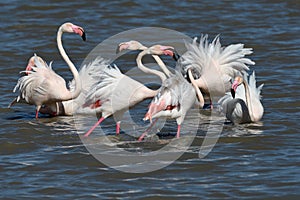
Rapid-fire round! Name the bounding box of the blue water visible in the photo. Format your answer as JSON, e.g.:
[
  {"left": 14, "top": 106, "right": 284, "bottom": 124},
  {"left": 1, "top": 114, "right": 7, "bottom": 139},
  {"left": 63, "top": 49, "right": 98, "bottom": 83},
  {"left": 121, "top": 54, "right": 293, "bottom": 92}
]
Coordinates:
[{"left": 0, "top": 1, "right": 299, "bottom": 199}]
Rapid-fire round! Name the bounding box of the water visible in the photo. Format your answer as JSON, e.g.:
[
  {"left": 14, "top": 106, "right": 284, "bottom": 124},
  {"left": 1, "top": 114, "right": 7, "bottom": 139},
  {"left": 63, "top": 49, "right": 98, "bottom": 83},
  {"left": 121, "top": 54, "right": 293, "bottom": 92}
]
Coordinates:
[{"left": 1, "top": 0, "right": 299, "bottom": 199}]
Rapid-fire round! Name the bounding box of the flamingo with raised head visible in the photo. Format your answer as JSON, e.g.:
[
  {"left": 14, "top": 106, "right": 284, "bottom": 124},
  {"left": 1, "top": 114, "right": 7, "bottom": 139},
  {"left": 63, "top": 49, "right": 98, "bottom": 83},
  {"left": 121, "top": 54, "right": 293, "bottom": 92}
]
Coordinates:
[
  {"left": 83, "top": 45, "right": 176, "bottom": 137},
  {"left": 180, "top": 35, "right": 255, "bottom": 107},
  {"left": 218, "top": 71, "right": 264, "bottom": 123},
  {"left": 10, "top": 22, "right": 85, "bottom": 118}
]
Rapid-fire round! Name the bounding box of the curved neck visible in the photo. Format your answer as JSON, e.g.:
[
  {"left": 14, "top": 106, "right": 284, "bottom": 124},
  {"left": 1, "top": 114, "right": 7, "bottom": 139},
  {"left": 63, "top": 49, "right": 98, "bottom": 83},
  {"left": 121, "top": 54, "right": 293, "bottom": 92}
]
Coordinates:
[
  {"left": 152, "top": 55, "right": 172, "bottom": 78},
  {"left": 242, "top": 80, "right": 253, "bottom": 121},
  {"left": 138, "top": 45, "right": 171, "bottom": 78},
  {"left": 136, "top": 49, "right": 167, "bottom": 82},
  {"left": 188, "top": 69, "right": 204, "bottom": 108},
  {"left": 57, "top": 27, "right": 81, "bottom": 101}
]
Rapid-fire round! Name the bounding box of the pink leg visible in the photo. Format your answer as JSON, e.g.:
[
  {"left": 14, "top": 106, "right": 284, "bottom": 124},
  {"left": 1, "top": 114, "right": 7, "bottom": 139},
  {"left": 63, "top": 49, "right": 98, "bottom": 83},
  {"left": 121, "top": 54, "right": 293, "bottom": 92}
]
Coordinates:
[
  {"left": 138, "top": 118, "right": 159, "bottom": 141},
  {"left": 84, "top": 117, "right": 105, "bottom": 137},
  {"left": 116, "top": 121, "right": 121, "bottom": 135},
  {"left": 176, "top": 124, "right": 181, "bottom": 138},
  {"left": 35, "top": 110, "right": 39, "bottom": 119},
  {"left": 210, "top": 98, "right": 213, "bottom": 110}
]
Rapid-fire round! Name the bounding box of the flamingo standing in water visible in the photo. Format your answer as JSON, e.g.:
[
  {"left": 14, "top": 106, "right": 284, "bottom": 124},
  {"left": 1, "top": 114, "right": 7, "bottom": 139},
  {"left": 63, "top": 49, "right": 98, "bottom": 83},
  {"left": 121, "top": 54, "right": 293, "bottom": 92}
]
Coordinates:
[
  {"left": 180, "top": 35, "right": 255, "bottom": 106},
  {"left": 10, "top": 22, "right": 85, "bottom": 118},
  {"left": 38, "top": 57, "right": 112, "bottom": 116},
  {"left": 83, "top": 45, "right": 176, "bottom": 137},
  {"left": 117, "top": 40, "right": 204, "bottom": 141},
  {"left": 9, "top": 54, "right": 48, "bottom": 107},
  {"left": 218, "top": 71, "right": 264, "bottom": 123},
  {"left": 140, "top": 70, "right": 199, "bottom": 140},
  {"left": 117, "top": 40, "right": 205, "bottom": 106}
]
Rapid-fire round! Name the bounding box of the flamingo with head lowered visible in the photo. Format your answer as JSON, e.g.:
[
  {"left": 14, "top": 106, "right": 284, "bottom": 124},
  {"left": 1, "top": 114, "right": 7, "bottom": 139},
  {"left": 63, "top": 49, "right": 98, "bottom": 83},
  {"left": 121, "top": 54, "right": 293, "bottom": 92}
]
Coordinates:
[
  {"left": 139, "top": 70, "right": 199, "bottom": 140},
  {"left": 83, "top": 44, "right": 177, "bottom": 137},
  {"left": 10, "top": 22, "right": 85, "bottom": 118},
  {"left": 218, "top": 71, "right": 264, "bottom": 124},
  {"left": 180, "top": 35, "right": 255, "bottom": 107}
]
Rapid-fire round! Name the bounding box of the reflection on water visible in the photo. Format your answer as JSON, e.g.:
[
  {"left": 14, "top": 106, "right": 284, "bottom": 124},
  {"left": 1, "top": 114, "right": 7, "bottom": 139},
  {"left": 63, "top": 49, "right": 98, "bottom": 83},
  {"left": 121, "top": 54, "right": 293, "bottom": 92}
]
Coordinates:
[{"left": 1, "top": 0, "right": 299, "bottom": 199}]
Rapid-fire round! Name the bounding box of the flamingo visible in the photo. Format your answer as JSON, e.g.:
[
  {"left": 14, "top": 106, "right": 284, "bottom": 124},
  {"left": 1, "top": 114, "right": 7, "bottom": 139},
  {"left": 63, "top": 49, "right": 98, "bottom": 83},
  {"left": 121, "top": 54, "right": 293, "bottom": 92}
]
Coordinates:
[
  {"left": 140, "top": 70, "right": 199, "bottom": 140},
  {"left": 117, "top": 40, "right": 205, "bottom": 107},
  {"left": 10, "top": 22, "right": 85, "bottom": 118},
  {"left": 38, "top": 57, "right": 112, "bottom": 116},
  {"left": 83, "top": 45, "right": 176, "bottom": 137},
  {"left": 180, "top": 35, "right": 255, "bottom": 107},
  {"left": 9, "top": 54, "right": 48, "bottom": 108},
  {"left": 218, "top": 71, "right": 264, "bottom": 123}
]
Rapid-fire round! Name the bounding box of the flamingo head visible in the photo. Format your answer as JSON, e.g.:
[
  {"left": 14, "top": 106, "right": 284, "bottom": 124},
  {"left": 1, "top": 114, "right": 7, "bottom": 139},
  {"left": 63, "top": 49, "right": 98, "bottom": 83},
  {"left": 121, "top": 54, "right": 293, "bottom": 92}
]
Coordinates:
[
  {"left": 148, "top": 45, "right": 180, "bottom": 61},
  {"left": 116, "top": 40, "right": 145, "bottom": 53},
  {"left": 143, "top": 90, "right": 179, "bottom": 123},
  {"left": 231, "top": 76, "right": 243, "bottom": 98},
  {"left": 61, "top": 22, "right": 86, "bottom": 41}
]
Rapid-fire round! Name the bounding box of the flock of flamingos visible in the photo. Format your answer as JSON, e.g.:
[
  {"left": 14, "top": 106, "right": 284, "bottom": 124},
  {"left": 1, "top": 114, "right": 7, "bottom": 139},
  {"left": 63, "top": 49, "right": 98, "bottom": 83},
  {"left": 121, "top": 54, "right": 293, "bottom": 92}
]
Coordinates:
[{"left": 8, "top": 22, "right": 264, "bottom": 141}]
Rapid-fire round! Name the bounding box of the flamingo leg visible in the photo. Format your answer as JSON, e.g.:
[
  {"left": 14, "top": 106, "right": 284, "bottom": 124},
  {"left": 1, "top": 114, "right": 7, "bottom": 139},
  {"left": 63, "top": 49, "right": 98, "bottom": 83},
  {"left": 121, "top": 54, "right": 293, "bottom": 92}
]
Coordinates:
[
  {"left": 176, "top": 124, "right": 181, "bottom": 138},
  {"left": 116, "top": 121, "right": 121, "bottom": 135},
  {"left": 84, "top": 117, "right": 105, "bottom": 137},
  {"left": 138, "top": 118, "right": 159, "bottom": 141},
  {"left": 35, "top": 110, "right": 39, "bottom": 119},
  {"left": 210, "top": 98, "right": 213, "bottom": 110}
]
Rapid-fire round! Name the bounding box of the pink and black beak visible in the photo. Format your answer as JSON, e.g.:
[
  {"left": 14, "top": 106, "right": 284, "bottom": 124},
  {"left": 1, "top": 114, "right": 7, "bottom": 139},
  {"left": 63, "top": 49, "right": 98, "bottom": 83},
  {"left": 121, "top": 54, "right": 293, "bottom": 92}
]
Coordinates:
[
  {"left": 72, "top": 25, "right": 86, "bottom": 41},
  {"left": 161, "top": 46, "right": 180, "bottom": 61},
  {"left": 231, "top": 80, "right": 239, "bottom": 98},
  {"left": 81, "top": 31, "right": 86, "bottom": 41}
]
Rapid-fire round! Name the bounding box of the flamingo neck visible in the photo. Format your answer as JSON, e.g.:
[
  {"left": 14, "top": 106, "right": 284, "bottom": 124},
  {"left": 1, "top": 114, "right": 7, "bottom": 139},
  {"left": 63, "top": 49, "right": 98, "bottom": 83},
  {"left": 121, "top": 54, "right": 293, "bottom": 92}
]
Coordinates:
[
  {"left": 136, "top": 49, "right": 167, "bottom": 83},
  {"left": 152, "top": 55, "right": 172, "bottom": 78},
  {"left": 57, "top": 27, "right": 81, "bottom": 101},
  {"left": 188, "top": 69, "right": 204, "bottom": 108},
  {"left": 138, "top": 45, "right": 171, "bottom": 78},
  {"left": 242, "top": 80, "right": 254, "bottom": 121}
]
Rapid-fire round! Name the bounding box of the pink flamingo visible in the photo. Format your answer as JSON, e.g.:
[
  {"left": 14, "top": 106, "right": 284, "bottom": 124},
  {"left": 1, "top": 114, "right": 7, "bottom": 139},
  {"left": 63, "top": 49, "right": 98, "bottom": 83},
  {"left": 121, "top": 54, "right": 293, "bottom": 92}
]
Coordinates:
[
  {"left": 181, "top": 35, "right": 255, "bottom": 107},
  {"left": 10, "top": 22, "right": 85, "bottom": 118},
  {"left": 83, "top": 45, "right": 176, "bottom": 137},
  {"left": 218, "top": 71, "right": 264, "bottom": 123}
]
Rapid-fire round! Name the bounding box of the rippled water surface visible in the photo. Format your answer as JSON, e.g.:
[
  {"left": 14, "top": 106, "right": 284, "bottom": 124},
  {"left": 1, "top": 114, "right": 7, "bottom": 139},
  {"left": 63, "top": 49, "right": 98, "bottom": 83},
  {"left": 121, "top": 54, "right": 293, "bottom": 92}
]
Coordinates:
[{"left": 1, "top": 1, "right": 299, "bottom": 199}]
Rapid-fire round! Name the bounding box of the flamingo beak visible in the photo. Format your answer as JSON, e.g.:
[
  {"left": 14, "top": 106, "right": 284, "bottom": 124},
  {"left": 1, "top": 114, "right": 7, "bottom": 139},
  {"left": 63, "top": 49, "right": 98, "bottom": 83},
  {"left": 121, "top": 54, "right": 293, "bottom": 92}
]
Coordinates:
[
  {"left": 231, "top": 88, "right": 236, "bottom": 98},
  {"left": 81, "top": 31, "right": 86, "bottom": 41},
  {"left": 72, "top": 25, "right": 86, "bottom": 41},
  {"left": 160, "top": 46, "right": 180, "bottom": 61},
  {"left": 172, "top": 49, "right": 180, "bottom": 61},
  {"left": 143, "top": 100, "right": 166, "bottom": 123},
  {"left": 231, "top": 80, "right": 239, "bottom": 92}
]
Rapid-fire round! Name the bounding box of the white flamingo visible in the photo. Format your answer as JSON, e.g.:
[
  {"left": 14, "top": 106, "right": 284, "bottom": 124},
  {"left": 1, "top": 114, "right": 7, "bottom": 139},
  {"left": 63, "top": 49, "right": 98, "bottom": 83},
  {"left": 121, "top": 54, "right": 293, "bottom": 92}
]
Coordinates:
[
  {"left": 9, "top": 54, "right": 48, "bottom": 107},
  {"left": 10, "top": 22, "right": 85, "bottom": 118},
  {"left": 218, "top": 71, "right": 264, "bottom": 123},
  {"left": 39, "top": 57, "right": 112, "bottom": 116},
  {"left": 180, "top": 35, "right": 255, "bottom": 107},
  {"left": 118, "top": 40, "right": 205, "bottom": 107},
  {"left": 140, "top": 70, "right": 199, "bottom": 140},
  {"left": 83, "top": 45, "right": 177, "bottom": 137}
]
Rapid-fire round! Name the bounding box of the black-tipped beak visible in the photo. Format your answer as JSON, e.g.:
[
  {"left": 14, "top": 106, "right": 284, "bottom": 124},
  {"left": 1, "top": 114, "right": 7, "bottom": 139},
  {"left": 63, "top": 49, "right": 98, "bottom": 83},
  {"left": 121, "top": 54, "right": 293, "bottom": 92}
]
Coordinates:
[
  {"left": 81, "top": 31, "right": 86, "bottom": 41},
  {"left": 116, "top": 46, "right": 121, "bottom": 54},
  {"left": 231, "top": 88, "right": 235, "bottom": 98},
  {"left": 172, "top": 50, "right": 180, "bottom": 61}
]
